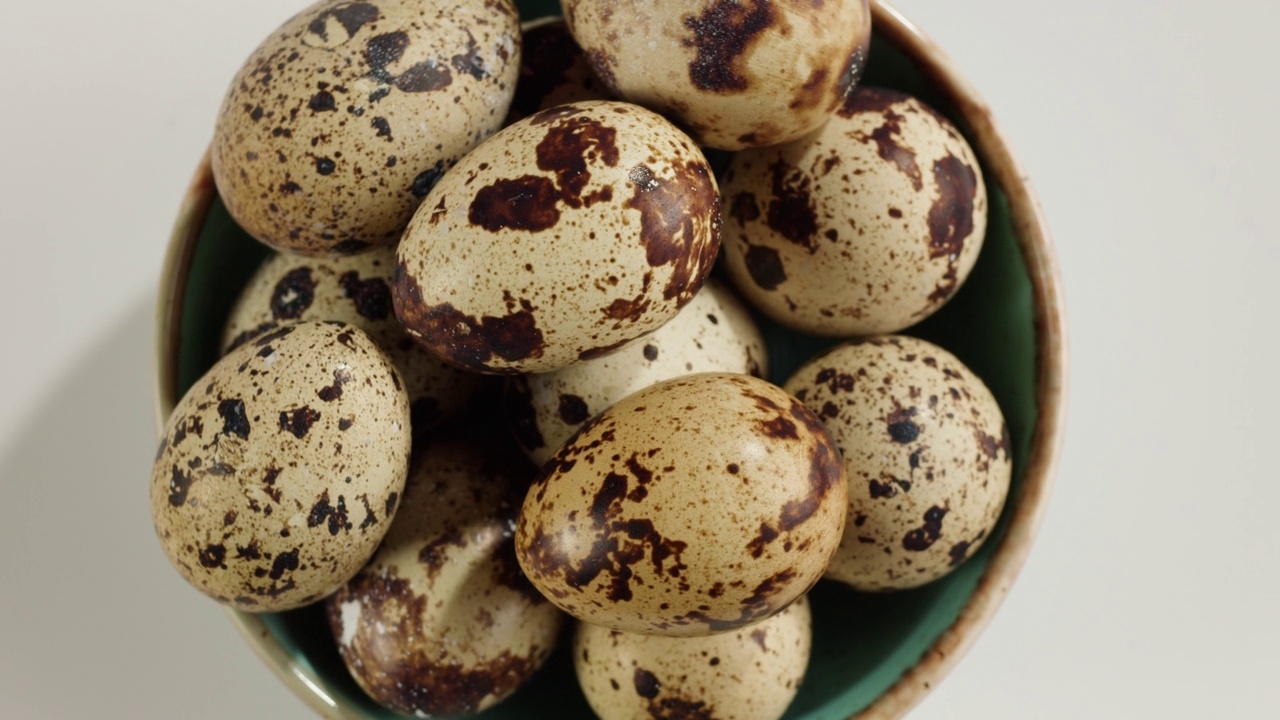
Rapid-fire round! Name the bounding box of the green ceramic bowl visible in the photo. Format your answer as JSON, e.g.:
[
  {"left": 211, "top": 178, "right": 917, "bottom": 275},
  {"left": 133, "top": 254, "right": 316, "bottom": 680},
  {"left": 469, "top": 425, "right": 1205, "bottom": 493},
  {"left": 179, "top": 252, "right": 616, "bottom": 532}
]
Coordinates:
[{"left": 155, "top": 1, "right": 1066, "bottom": 717}]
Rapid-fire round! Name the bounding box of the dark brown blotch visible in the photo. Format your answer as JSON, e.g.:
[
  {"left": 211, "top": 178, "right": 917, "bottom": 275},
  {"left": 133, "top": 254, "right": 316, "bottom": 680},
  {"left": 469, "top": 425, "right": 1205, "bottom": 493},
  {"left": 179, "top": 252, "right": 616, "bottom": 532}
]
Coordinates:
[
  {"left": 730, "top": 191, "right": 761, "bottom": 227},
  {"left": 603, "top": 294, "right": 651, "bottom": 325},
  {"left": 743, "top": 243, "right": 787, "bottom": 290},
  {"left": 168, "top": 465, "right": 194, "bottom": 507},
  {"left": 450, "top": 33, "right": 488, "bottom": 81},
  {"left": 536, "top": 114, "right": 619, "bottom": 206},
  {"left": 198, "top": 544, "right": 226, "bottom": 569},
  {"left": 765, "top": 160, "right": 819, "bottom": 252},
  {"left": 746, "top": 522, "right": 778, "bottom": 558},
  {"left": 558, "top": 394, "right": 590, "bottom": 425},
  {"left": 279, "top": 406, "right": 321, "bottom": 439},
  {"left": 309, "top": 2, "right": 379, "bottom": 42},
  {"left": 411, "top": 160, "right": 446, "bottom": 198},
  {"left": 903, "top": 505, "right": 948, "bottom": 551},
  {"left": 218, "top": 398, "right": 251, "bottom": 439},
  {"left": 779, "top": 438, "right": 842, "bottom": 531},
  {"left": 396, "top": 60, "right": 453, "bottom": 93},
  {"left": 887, "top": 406, "right": 921, "bottom": 444},
  {"left": 625, "top": 162, "right": 720, "bottom": 303},
  {"left": 927, "top": 154, "right": 979, "bottom": 260},
  {"left": 271, "top": 267, "right": 317, "bottom": 320},
  {"left": 683, "top": 1, "right": 776, "bottom": 93},
  {"left": 394, "top": 268, "right": 545, "bottom": 371},
  {"left": 469, "top": 175, "right": 562, "bottom": 232},
  {"left": 268, "top": 548, "right": 300, "bottom": 580},
  {"left": 307, "top": 490, "right": 351, "bottom": 536},
  {"left": 318, "top": 367, "right": 351, "bottom": 402},
  {"left": 338, "top": 271, "right": 392, "bottom": 320},
  {"left": 634, "top": 668, "right": 661, "bottom": 699}
]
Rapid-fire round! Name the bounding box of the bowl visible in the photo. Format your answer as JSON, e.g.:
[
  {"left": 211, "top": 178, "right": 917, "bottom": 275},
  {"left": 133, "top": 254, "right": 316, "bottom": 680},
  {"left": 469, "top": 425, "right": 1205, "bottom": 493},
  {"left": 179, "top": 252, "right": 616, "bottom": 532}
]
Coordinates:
[{"left": 154, "top": 1, "right": 1066, "bottom": 717}]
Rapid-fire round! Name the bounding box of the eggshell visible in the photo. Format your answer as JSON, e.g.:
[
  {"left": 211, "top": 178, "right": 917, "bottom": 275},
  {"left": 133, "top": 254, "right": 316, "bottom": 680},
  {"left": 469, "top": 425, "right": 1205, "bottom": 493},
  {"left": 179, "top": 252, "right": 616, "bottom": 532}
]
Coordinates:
[
  {"left": 393, "top": 100, "right": 721, "bottom": 374},
  {"left": 212, "top": 0, "right": 521, "bottom": 256},
  {"left": 151, "top": 321, "right": 411, "bottom": 611},
  {"left": 515, "top": 373, "right": 846, "bottom": 636},
  {"left": 221, "top": 246, "right": 490, "bottom": 434},
  {"left": 782, "top": 336, "right": 1011, "bottom": 591},
  {"left": 325, "top": 435, "right": 564, "bottom": 717},
  {"left": 722, "top": 86, "right": 988, "bottom": 336},
  {"left": 506, "top": 278, "right": 767, "bottom": 466},
  {"left": 505, "top": 18, "right": 612, "bottom": 125},
  {"left": 575, "top": 596, "right": 811, "bottom": 720},
  {"left": 562, "top": 0, "right": 871, "bottom": 150}
]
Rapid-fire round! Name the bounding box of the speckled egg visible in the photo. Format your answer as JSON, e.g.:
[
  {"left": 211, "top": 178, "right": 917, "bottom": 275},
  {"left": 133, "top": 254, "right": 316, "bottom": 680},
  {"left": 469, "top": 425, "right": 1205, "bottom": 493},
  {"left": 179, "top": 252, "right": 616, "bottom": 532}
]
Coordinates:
[
  {"left": 515, "top": 373, "right": 846, "bottom": 636},
  {"left": 325, "top": 435, "right": 564, "bottom": 717},
  {"left": 211, "top": 0, "right": 521, "bottom": 256},
  {"left": 575, "top": 595, "right": 811, "bottom": 720},
  {"left": 506, "top": 278, "right": 767, "bottom": 466},
  {"left": 151, "top": 321, "right": 411, "bottom": 611},
  {"left": 504, "top": 17, "right": 612, "bottom": 125},
  {"left": 722, "top": 86, "right": 988, "bottom": 336},
  {"left": 221, "top": 246, "right": 490, "bottom": 434},
  {"left": 393, "top": 100, "right": 721, "bottom": 374},
  {"left": 561, "top": 0, "right": 871, "bottom": 150},
  {"left": 782, "top": 336, "right": 1011, "bottom": 591}
]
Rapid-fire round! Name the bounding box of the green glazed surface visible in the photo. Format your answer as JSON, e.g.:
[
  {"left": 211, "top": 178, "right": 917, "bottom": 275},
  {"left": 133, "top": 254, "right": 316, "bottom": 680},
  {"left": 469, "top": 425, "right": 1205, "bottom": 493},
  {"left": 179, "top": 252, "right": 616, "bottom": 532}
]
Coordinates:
[{"left": 175, "top": 1, "right": 1036, "bottom": 716}]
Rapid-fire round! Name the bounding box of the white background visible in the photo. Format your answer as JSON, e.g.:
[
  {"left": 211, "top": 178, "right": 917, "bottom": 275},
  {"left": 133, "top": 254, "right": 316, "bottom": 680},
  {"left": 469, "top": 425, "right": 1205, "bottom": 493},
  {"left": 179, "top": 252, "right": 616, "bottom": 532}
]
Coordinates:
[{"left": 1, "top": 0, "right": 1276, "bottom": 717}]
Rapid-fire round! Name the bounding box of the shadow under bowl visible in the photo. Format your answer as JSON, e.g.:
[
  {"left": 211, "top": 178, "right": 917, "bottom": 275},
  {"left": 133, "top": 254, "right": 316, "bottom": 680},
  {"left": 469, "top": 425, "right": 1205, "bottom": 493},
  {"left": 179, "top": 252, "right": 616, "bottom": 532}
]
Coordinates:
[{"left": 153, "top": 1, "right": 1066, "bottom": 717}]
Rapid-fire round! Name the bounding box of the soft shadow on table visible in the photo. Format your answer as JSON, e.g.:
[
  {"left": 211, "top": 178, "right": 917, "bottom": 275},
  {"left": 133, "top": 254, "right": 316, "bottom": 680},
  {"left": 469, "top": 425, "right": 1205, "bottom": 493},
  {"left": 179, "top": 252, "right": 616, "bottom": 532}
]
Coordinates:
[{"left": 0, "top": 297, "right": 306, "bottom": 719}]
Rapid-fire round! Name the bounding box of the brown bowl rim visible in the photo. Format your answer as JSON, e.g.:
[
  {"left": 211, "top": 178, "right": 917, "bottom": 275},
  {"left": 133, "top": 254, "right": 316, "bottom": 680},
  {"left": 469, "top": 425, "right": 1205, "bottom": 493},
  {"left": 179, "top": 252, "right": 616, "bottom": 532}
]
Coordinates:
[{"left": 152, "top": 2, "right": 1067, "bottom": 717}]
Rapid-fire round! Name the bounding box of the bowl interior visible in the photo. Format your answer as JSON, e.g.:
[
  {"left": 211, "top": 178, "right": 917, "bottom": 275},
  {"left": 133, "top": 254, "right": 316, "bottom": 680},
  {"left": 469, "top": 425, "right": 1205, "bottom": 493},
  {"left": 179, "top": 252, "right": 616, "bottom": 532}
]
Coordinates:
[{"left": 169, "top": 1, "right": 1039, "bottom": 717}]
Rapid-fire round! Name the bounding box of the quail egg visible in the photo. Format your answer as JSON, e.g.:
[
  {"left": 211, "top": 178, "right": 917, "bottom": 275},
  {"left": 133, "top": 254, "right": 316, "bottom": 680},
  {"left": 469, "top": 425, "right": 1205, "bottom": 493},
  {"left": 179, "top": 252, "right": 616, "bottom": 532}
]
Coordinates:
[
  {"left": 783, "top": 336, "right": 1011, "bottom": 590},
  {"left": 151, "top": 321, "right": 411, "bottom": 611}
]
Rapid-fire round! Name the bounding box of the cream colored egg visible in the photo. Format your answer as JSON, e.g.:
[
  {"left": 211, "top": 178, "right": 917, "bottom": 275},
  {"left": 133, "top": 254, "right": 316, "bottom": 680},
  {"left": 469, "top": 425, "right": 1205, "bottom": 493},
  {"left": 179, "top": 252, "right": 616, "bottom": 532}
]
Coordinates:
[
  {"left": 783, "top": 336, "right": 1011, "bottom": 591},
  {"left": 393, "top": 100, "right": 721, "bottom": 374},
  {"left": 151, "top": 321, "right": 411, "bottom": 611},
  {"left": 576, "top": 596, "right": 811, "bottom": 720},
  {"left": 515, "top": 373, "right": 846, "bottom": 636},
  {"left": 722, "top": 86, "right": 988, "bottom": 336},
  {"left": 505, "top": 18, "right": 612, "bottom": 125},
  {"left": 507, "top": 278, "right": 767, "bottom": 465},
  {"left": 212, "top": 0, "right": 521, "bottom": 256},
  {"left": 221, "top": 247, "right": 490, "bottom": 434},
  {"left": 325, "top": 435, "right": 564, "bottom": 717},
  {"left": 562, "top": 0, "right": 872, "bottom": 150}
]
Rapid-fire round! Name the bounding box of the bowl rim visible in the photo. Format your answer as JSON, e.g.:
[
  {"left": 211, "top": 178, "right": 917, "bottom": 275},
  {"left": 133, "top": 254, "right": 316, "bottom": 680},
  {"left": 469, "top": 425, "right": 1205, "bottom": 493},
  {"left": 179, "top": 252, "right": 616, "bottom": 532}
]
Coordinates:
[
  {"left": 152, "top": 2, "right": 1067, "bottom": 718},
  {"left": 847, "top": 4, "right": 1067, "bottom": 718}
]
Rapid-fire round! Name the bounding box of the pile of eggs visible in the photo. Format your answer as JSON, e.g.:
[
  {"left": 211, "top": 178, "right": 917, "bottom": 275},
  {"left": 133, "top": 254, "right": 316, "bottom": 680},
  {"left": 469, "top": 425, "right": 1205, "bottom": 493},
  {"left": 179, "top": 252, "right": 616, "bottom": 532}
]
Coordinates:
[{"left": 151, "top": 0, "right": 1014, "bottom": 717}]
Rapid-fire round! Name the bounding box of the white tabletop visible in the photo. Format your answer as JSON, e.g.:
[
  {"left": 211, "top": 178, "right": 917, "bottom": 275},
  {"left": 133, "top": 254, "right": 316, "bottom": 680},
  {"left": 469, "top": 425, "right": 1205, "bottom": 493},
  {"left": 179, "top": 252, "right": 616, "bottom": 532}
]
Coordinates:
[{"left": 1, "top": 1, "right": 1276, "bottom": 717}]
